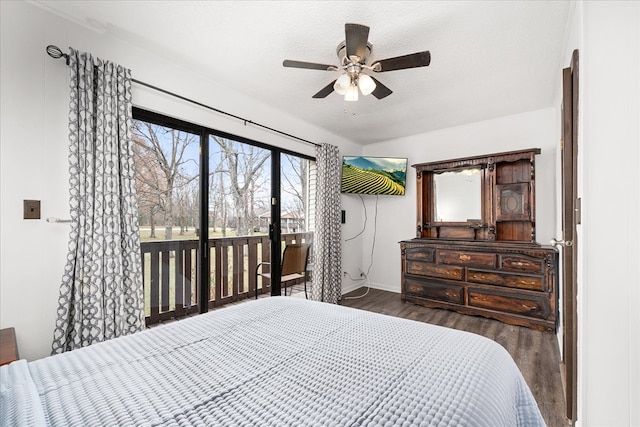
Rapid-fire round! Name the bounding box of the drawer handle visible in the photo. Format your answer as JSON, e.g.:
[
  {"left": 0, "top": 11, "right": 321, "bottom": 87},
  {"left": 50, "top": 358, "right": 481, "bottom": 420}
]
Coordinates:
[
  {"left": 521, "top": 303, "right": 536, "bottom": 311},
  {"left": 511, "top": 261, "right": 525, "bottom": 266},
  {"left": 459, "top": 254, "right": 471, "bottom": 261}
]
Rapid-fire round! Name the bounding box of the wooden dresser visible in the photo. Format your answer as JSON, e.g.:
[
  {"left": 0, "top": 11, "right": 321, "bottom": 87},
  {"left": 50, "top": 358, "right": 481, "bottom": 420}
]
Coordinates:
[
  {"left": 401, "top": 240, "right": 557, "bottom": 331},
  {"left": 402, "top": 149, "right": 558, "bottom": 332}
]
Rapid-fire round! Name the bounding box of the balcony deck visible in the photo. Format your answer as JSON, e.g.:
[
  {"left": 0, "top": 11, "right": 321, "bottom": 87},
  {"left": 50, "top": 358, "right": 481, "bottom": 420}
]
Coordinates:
[{"left": 141, "top": 232, "right": 313, "bottom": 326}]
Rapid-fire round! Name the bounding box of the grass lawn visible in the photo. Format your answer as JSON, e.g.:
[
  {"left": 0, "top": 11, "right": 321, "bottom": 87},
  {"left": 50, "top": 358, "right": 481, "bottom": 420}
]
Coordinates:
[{"left": 139, "top": 226, "right": 267, "bottom": 242}]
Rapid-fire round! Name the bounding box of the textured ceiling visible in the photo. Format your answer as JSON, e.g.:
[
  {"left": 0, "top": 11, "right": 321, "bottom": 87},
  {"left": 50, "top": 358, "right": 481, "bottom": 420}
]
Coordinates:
[{"left": 36, "top": 1, "right": 571, "bottom": 145}]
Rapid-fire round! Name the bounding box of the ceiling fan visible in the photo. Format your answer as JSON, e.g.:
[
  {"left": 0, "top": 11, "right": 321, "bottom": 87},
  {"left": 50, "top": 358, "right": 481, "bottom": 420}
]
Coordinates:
[{"left": 283, "top": 23, "right": 431, "bottom": 101}]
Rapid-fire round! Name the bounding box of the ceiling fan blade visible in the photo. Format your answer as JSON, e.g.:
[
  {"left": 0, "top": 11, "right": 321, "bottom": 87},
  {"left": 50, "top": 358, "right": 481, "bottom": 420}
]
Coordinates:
[
  {"left": 312, "top": 80, "right": 337, "bottom": 98},
  {"left": 373, "top": 51, "right": 431, "bottom": 72},
  {"left": 369, "top": 76, "right": 393, "bottom": 99},
  {"left": 283, "top": 60, "right": 337, "bottom": 71},
  {"left": 345, "top": 23, "right": 370, "bottom": 62}
]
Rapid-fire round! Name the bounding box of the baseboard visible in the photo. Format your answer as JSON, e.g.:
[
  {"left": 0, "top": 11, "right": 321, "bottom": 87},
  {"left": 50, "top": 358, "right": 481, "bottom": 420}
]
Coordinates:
[
  {"left": 342, "top": 280, "right": 400, "bottom": 296},
  {"left": 341, "top": 281, "right": 363, "bottom": 295},
  {"left": 367, "top": 281, "right": 401, "bottom": 293}
]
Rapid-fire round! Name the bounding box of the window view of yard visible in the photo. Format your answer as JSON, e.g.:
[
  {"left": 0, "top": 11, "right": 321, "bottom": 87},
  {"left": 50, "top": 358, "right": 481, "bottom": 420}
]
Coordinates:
[{"left": 132, "top": 115, "right": 314, "bottom": 324}]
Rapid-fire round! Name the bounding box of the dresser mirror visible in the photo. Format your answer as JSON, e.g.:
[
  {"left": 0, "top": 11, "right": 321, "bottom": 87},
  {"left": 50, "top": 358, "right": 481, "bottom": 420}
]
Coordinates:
[{"left": 433, "top": 168, "right": 482, "bottom": 222}]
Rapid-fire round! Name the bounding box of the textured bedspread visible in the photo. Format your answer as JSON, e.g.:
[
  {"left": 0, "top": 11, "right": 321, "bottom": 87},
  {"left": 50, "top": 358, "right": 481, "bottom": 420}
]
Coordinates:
[{"left": 1, "top": 297, "right": 545, "bottom": 426}]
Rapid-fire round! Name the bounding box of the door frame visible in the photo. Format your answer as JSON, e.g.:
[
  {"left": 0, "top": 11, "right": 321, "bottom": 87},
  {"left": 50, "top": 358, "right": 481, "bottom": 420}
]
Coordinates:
[{"left": 270, "top": 150, "right": 282, "bottom": 295}]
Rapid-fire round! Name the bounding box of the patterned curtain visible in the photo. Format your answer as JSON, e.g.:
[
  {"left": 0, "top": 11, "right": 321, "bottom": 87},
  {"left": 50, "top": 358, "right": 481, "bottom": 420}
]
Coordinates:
[
  {"left": 311, "top": 143, "right": 343, "bottom": 303},
  {"left": 51, "top": 48, "right": 145, "bottom": 354}
]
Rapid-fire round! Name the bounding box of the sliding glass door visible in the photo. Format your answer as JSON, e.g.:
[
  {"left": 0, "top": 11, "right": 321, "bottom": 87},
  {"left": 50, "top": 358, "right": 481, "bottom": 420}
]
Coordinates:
[{"left": 132, "top": 108, "right": 315, "bottom": 324}]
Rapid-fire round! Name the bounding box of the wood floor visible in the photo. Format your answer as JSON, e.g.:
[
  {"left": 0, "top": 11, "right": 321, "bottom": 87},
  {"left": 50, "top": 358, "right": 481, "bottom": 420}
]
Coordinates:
[{"left": 339, "top": 287, "right": 570, "bottom": 427}]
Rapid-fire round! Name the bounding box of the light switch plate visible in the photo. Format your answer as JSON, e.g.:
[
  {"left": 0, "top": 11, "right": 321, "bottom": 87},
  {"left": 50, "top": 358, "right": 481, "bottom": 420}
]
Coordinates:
[{"left": 23, "top": 200, "right": 41, "bottom": 219}]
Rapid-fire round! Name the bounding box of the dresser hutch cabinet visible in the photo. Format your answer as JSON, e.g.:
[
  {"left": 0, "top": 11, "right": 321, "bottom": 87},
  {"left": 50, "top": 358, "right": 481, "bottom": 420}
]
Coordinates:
[{"left": 400, "top": 149, "right": 558, "bottom": 332}]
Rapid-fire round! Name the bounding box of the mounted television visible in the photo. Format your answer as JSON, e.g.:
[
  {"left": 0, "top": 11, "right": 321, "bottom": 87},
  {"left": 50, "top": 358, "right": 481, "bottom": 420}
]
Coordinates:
[{"left": 341, "top": 156, "right": 408, "bottom": 196}]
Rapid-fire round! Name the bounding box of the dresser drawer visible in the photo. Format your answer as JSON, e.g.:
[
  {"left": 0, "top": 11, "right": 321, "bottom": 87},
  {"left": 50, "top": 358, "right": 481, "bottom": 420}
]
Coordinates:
[
  {"left": 404, "top": 277, "right": 464, "bottom": 304},
  {"left": 406, "top": 260, "right": 463, "bottom": 281},
  {"left": 468, "top": 270, "right": 544, "bottom": 291},
  {"left": 500, "top": 255, "right": 545, "bottom": 274},
  {"left": 400, "top": 240, "right": 557, "bottom": 332},
  {"left": 437, "top": 250, "right": 497, "bottom": 268},
  {"left": 405, "top": 247, "right": 435, "bottom": 263},
  {"left": 468, "top": 288, "right": 550, "bottom": 319}
]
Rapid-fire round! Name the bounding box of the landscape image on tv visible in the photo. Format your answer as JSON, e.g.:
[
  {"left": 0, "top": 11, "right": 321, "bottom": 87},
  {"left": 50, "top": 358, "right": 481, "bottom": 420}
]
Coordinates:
[{"left": 341, "top": 156, "right": 407, "bottom": 196}]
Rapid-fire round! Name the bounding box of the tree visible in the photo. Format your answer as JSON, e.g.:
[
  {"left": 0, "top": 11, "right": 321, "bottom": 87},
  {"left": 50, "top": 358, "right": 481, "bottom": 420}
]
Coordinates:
[
  {"left": 132, "top": 121, "right": 198, "bottom": 240},
  {"left": 281, "top": 154, "right": 309, "bottom": 231},
  {"left": 210, "top": 137, "right": 270, "bottom": 237},
  {"left": 208, "top": 162, "right": 229, "bottom": 236},
  {"left": 132, "top": 135, "right": 165, "bottom": 238},
  {"left": 174, "top": 174, "right": 198, "bottom": 235}
]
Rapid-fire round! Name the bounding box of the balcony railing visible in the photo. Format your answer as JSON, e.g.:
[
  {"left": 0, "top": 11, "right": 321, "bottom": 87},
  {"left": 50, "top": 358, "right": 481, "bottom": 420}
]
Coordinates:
[{"left": 140, "top": 232, "right": 313, "bottom": 326}]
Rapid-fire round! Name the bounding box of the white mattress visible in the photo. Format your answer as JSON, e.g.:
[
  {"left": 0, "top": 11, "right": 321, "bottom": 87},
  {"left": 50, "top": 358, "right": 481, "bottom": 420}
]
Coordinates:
[{"left": 1, "top": 297, "right": 545, "bottom": 426}]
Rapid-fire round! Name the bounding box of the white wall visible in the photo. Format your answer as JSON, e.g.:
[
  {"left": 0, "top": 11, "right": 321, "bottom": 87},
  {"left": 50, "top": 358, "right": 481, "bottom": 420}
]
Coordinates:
[
  {"left": 0, "top": 1, "right": 361, "bottom": 361},
  {"left": 571, "top": 2, "right": 640, "bottom": 426},
  {"left": 358, "top": 108, "right": 557, "bottom": 293},
  {"left": 339, "top": 192, "right": 371, "bottom": 294}
]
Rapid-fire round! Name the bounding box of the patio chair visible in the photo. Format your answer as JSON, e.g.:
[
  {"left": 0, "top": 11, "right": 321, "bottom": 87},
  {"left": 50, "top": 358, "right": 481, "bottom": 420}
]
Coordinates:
[{"left": 255, "top": 243, "right": 310, "bottom": 299}]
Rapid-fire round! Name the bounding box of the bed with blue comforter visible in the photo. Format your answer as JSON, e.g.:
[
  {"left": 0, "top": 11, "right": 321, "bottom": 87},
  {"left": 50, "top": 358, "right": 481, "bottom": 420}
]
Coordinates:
[{"left": 1, "top": 297, "right": 545, "bottom": 426}]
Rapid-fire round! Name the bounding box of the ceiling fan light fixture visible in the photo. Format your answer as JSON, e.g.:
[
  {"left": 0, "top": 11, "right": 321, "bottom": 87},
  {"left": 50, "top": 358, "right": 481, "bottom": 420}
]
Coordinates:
[
  {"left": 334, "top": 73, "right": 351, "bottom": 95},
  {"left": 358, "top": 74, "right": 376, "bottom": 96},
  {"left": 345, "top": 84, "right": 359, "bottom": 101},
  {"left": 283, "top": 23, "right": 430, "bottom": 101}
]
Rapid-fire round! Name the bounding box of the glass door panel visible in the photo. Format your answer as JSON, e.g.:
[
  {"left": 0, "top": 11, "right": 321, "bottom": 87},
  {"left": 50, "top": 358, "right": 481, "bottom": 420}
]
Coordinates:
[
  {"left": 208, "top": 135, "right": 271, "bottom": 302},
  {"left": 280, "top": 153, "right": 315, "bottom": 296},
  {"left": 132, "top": 119, "right": 200, "bottom": 324}
]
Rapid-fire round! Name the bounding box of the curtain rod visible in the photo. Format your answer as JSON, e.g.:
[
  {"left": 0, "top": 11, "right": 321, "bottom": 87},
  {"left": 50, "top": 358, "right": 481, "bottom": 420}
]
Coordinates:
[{"left": 45, "top": 45, "right": 320, "bottom": 148}]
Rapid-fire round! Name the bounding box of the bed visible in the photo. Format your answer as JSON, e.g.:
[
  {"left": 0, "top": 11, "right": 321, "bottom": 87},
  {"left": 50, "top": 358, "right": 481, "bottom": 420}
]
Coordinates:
[{"left": 1, "top": 297, "right": 545, "bottom": 426}]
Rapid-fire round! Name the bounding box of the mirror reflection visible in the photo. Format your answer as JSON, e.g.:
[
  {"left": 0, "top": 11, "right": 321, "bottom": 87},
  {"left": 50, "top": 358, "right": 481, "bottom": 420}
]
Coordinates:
[{"left": 434, "top": 168, "right": 482, "bottom": 222}]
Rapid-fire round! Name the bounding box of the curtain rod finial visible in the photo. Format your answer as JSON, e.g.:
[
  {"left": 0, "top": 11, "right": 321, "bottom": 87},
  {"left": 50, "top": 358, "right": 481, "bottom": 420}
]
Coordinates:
[{"left": 46, "top": 45, "right": 69, "bottom": 65}]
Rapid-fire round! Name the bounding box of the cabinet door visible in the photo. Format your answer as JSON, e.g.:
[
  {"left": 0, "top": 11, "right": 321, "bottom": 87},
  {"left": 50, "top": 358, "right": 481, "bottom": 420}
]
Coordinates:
[{"left": 496, "top": 183, "right": 530, "bottom": 221}]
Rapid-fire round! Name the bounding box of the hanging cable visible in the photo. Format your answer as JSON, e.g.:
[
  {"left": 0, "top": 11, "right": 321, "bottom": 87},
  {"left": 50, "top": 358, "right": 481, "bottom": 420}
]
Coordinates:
[
  {"left": 45, "top": 45, "right": 320, "bottom": 148},
  {"left": 344, "top": 194, "right": 367, "bottom": 241},
  {"left": 343, "top": 195, "right": 378, "bottom": 300}
]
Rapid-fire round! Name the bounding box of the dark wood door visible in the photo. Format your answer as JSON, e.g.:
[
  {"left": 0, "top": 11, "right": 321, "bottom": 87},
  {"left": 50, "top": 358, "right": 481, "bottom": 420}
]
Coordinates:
[{"left": 559, "top": 49, "right": 579, "bottom": 424}]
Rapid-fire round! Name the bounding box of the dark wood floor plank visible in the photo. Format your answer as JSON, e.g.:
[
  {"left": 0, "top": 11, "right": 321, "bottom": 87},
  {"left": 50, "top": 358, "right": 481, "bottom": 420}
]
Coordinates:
[{"left": 340, "top": 288, "right": 569, "bottom": 427}]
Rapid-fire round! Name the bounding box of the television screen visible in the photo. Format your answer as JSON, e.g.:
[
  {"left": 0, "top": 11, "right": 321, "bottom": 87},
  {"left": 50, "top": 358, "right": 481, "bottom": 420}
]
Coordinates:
[{"left": 341, "top": 156, "right": 408, "bottom": 196}]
